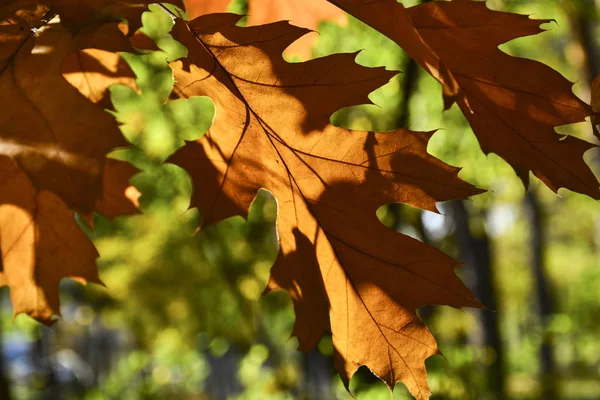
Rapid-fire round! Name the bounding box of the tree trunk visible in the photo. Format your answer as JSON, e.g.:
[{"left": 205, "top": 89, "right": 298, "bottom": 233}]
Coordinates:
[
  {"left": 564, "top": 0, "right": 600, "bottom": 255},
  {"left": 302, "top": 347, "right": 333, "bottom": 400},
  {"left": 564, "top": 0, "right": 599, "bottom": 84},
  {"left": 450, "top": 201, "right": 507, "bottom": 400},
  {"left": 0, "top": 321, "right": 12, "bottom": 400},
  {"left": 525, "top": 190, "right": 558, "bottom": 400}
]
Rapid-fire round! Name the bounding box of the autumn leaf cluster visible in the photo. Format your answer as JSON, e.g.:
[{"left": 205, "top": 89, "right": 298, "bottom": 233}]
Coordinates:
[{"left": 1, "top": 0, "right": 598, "bottom": 398}]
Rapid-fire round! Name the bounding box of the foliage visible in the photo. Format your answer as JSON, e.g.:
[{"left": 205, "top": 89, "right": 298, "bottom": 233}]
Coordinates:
[{"left": 0, "top": 0, "right": 598, "bottom": 399}]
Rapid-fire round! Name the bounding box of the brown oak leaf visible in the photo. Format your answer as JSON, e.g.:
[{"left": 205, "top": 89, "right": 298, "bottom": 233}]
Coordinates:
[
  {"left": 0, "top": 157, "right": 135, "bottom": 323},
  {"left": 167, "top": 14, "right": 482, "bottom": 398},
  {"left": 0, "top": 156, "right": 100, "bottom": 323},
  {"left": 0, "top": 16, "right": 130, "bottom": 212},
  {"left": 0, "top": 7, "right": 138, "bottom": 322},
  {"left": 329, "top": 0, "right": 599, "bottom": 198}
]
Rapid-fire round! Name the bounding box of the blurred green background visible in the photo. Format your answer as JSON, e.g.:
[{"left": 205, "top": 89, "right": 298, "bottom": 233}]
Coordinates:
[{"left": 1, "top": 0, "right": 599, "bottom": 399}]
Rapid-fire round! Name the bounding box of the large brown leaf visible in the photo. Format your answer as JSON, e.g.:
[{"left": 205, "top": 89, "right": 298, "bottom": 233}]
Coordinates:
[
  {"left": 0, "top": 7, "right": 138, "bottom": 322},
  {"left": 186, "top": 0, "right": 346, "bottom": 58},
  {"left": 329, "top": 0, "right": 600, "bottom": 198},
  {"left": 168, "top": 14, "right": 482, "bottom": 398}
]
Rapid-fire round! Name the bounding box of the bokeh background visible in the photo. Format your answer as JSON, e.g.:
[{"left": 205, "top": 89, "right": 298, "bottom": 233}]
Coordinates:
[{"left": 1, "top": 0, "right": 600, "bottom": 399}]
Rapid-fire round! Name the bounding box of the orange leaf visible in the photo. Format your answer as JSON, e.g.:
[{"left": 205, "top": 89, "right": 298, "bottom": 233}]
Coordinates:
[
  {"left": 186, "top": 0, "right": 346, "bottom": 58},
  {"left": 246, "top": 0, "right": 346, "bottom": 59},
  {"left": 186, "top": 0, "right": 231, "bottom": 19},
  {"left": 0, "top": 156, "right": 101, "bottom": 323},
  {"left": 0, "top": 17, "right": 127, "bottom": 212},
  {"left": 330, "top": 0, "right": 599, "bottom": 198},
  {"left": 0, "top": 7, "right": 138, "bottom": 322},
  {"left": 168, "top": 14, "right": 482, "bottom": 398}
]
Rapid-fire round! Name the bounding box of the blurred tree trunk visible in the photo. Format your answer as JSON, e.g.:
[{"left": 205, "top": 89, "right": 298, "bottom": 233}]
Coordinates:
[
  {"left": 563, "top": 0, "right": 600, "bottom": 256},
  {"left": 563, "top": 0, "right": 599, "bottom": 84},
  {"left": 0, "top": 257, "right": 10, "bottom": 400},
  {"left": 34, "top": 327, "right": 61, "bottom": 400},
  {"left": 449, "top": 201, "right": 507, "bottom": 400},
  {"left": 302, "top": 348, "right": 333, "bottom": 399},
  {"left": 0, "top": 323, "right": 12, "bottom": 400},
  {"left": 397, "top": 56, "right": 419, "bottom": 129},
  {"left": 525, "top": 190, "right": 558, "bottom": 400}
]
